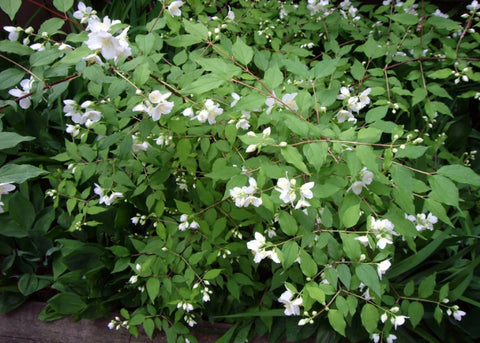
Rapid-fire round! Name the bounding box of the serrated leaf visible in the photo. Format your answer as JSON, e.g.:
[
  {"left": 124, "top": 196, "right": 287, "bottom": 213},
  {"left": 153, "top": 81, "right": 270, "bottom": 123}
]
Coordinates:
[
  {"left": 264, "top": 66, "right": 283, "bottom": 89},
  {"left": 437, "top": 164, "right": 480, "bottom": 187},
  {"left": 232, "top": 38, "right": 253, "bottom": 65},
  {"left": 303, "top": 142, "right": 328, "bottom": 171},
  {"left": 313, "top": 58, "right": 338, "bottom": 79},
  {"left": 183, "top": 19, "right": 209, "bottom": 40},
  {"left": 428, "top": 174, "right": 459, "bottom": 207}
]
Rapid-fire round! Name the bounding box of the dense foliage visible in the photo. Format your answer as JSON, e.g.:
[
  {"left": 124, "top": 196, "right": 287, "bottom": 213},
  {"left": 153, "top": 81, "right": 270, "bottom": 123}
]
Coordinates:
[{"left": 1, "top": 0, "right": 480, "bottom": 342}]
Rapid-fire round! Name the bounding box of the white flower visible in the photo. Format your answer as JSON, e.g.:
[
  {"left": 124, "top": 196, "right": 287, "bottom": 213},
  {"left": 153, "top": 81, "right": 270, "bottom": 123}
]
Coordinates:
[
  {"left": 337, "top": 86, "right": 351, "bottom": 100},
  {"left": 230, "top": 92, "right": 240, "bottom": 107},
  {"left": 276, "top": 177, "right": 297, "bottom": 204},
  {"left": 433, "top": 9, "right": 448, "bottom": 18},
  {"left": 299, "top": 181, "right": 315, "bottom": 198},
  {"left": 335, "top": 110, "right": 357, "bottom": 123},
  {"left": 377, "top": 260, "right": 391, "bottom": 279},
  {"left": 281, "top": 93, "right": 299, "bottom": 111},
  {"left": 3, "top": 26, "right": 22, "bottom": 41},
  {"left": 391, "top": 315, "right": 408, "bottom": 330},
  {"left": 168, "top": 1, "right": 184, "bottom": 17},
  {"left": 355, "top": 235, "right": 370, "bottom": 247},
  {"left": 8, "top": 77, "right": 34, "bottom": 109},
  {"left": 381, "top": 312, "right": 388, "bottom": 323},
  {"left": 348, "top": 181, "right": 364, "bottom": 195},
  {"left": 236, "top": 118, "right": 250, "bottom": 130},
  {"left": 358, "top": 88, "right": 371, "bottom": 107},
  {"left": 449, "top": 305, "right": 466, "bottom": 321},
  {"left": 182, "top": 107, "right": 194, "bottom": 118},
  {"left": 83, "top": 53, "right": 104, "bottom": 65},
  {"left": 0, "top": 183, "right": 16, "bottom": 195},
  {"left": 66, "top": 124, "right": 80, "bottom": 137},
  {"left": 278, "top": 288, "right": 303, "bottom": 316},
  {"left": 372, "top": 333, "right": 380, "bottom": 343},
  {"left": 467, "top": 0, "right": 479, "bottom": 12},
  {"left": 73, "top": 2, "right": 97, "bottom": 23},
  {"left": 360, "top": 167, "right": 374, "bottom": 185},
  {"left": 230, "top": 178, "right": 262, "bottom": 208},
  {"left": 195, "top": 99, "right": 223, "bottom": 124},
  {"left": 265, "top": 92, "right": 277, "bottom": 114},
  {"left": 227, "top": 7, "right": 235, "bottom": 21},
  {"left": 129, "top": 275, "right": 138, "bottom": 284},
  {"left": 386, "top": 334, "right": 397, "bottom": 343},
  {"left": 247, "top": 232, "right": 279, "bottom": 263}
]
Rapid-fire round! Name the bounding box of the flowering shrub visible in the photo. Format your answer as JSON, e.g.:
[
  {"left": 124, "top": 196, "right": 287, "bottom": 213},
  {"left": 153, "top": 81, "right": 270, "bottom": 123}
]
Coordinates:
[{"left": 1, "top": 0, "right": 480, "bottom": 342}]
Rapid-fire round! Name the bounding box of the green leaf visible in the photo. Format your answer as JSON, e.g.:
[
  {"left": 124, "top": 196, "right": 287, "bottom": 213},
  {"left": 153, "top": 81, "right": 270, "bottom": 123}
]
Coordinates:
[
  {"left": 278, "top": 211, "right": 298, "bottom": 236},
  {"left": 365, "top": 106, "right": 389, "bottom": 123},
  {"left": 395, "top": 145, "right": 428, "bottom": 159},
  {"left": 0, "top": 164, "right": 46, "bottom": 184},
  {"left": 165, "top": 34, "right": 204, "bottom": 47},
  {"left": 356, "top": 264, "right": 381, "bottom": 296},
  {"left": 388, "top": 228, "right": 451, "bottom": 278},
  {"left": 233, "top": 37, "right": 253, "bottom": 65},
  {"left": 9, "top": 192, "right": 35, "bottom": 230},
  {"left": 195, "top": 57, "right": 242, "bottom": 79},
  {"left": 428, "top": 174, "right": 459, "bottom": 207},
  {"left": 418, "top": 274, "right": 436, "bottom": 298},
  {"left": 408, "top": 302, "right": 424, "bottom": 328},
  {"left": 340, "top": 233, "right": 361, "bottom": 261},
  {"left": 282, "top": 240, "right": 299, "bottom": 268},
  {"left": 18, "top": 274, "right": 39, "bottom": 296},
  {"left": 48, "top": 292, "right": 87, "bottom": 314},
  {"left": 336, "top": 264, "right": 351, "bottom": 289},
  {"left": 306, "top": 283, "right": 325, "bottom": 304},
  {"left": 350, "top": 59, "right": 364, "bottom": 81},
  {"left": 387, "top": 13, "right": 419, "bottom": 25},
  {"left": 204, "top": 269, "right": 222, "bottom": 280},
  {"left": 404, "top": 280, "right": 415, "bottom": 296},
  {"left": 183, "top": 19, "right": 209, "bottom": 40},
  {"left": 281, "top": 146, "right": 309, "bottom": 174},
  {"left": 427, "top": 68, "right": 453, "bottom": 79},
  {"left": 300, "top": 249, "right": 318, "bottom": 278},
  {"left": 0, "top": 40, "right": 33, "bottom": 55},
  {"left": 313, "top": 58, "right": 338, "bottom": 79},
  {"left": 38, "top": 18, "right": 65, "bottom": 35},
  {"left": 146, "top": 278, "right": 160, "bottom": 303},
  {"left": 328, "top": 309, "right": 346, "bottom": 336},
  {"left": 339, "top": 193, "right": 360, "bottom": 228},
  {"left": 0, "top": 68, "right": 25, "bottom": 90},
  {"left": 264, "top": 66, "right": 283, "bottom": 89},
  {"left": 182, "top": 74, "right": 225, "bottom": 94},
  {"left": 143, "top": 318, "right": 155, "bottom": 339},
  {"left": 0, "top": 132, "right": 35, "bottom": 150},
  {"left": 433, "top": 305, "right": 443, "bottom": 324},
  {"left": 427, "top": 16, "right": 461, "bottom": 30},
  {"left": 426, "top": 199, "right": 453, "bottom": 227},
  {"left": 437, "top": 164, "right": 480, "bottom": 187},
  {"left": 30, "top": 49, "right": 63, "bottom": 67},
  {"left": 0, "top": 0, "right": 21, "bottom": 20},
  {"left": 360, "top": 304, "right": 379, "bottom": 334},
  {"left": 53, "top": 0, "right": 73, "bottom": 12},
  {"left": 303, "top": 142, "right": 328, "bottom": 171}
]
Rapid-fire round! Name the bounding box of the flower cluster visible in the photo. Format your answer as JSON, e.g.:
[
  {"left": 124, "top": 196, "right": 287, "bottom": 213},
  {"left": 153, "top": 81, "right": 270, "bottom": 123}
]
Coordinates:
[
  {"left": 278, "top": 287, "right": 303, "bottom": 316},
  {"left": 63, "top": 99, "right": 102, "bottom": 128},
  {"left": 183, "top": 99, "right": 224, "bottom": 124},
  {"left": 84, "top": 14, "right": 131, "bottom": 63},
  {"left": 133, "top": 90, "right": 174, "bottom": 121},
  {"left": 229, "top": 177, "right": 262, "bottom": 208},
  {"left": 8, "top": 77, "right": 34, "bottom": 109},
  {"left": 381, "top": 307, "right": 409, "bottom": 330},
  {"left": 446, "top": 305, "right": 466, "bottom": 321},
  {"left": 247, "top": 232, "right": 280, "bottom": 263},
  {"left": 348, "top": 167, "right": 374, "bottom": 195},
  {"left": 131, "top": 134, "right": 150, "bottom": 153},
  {"left": 357, "top": 217, "right": 398, "bottom": 250},
  {"left": 276, "top": 176, "right": 314, "bottom": 209},
  {"left": 73, "top": 2, "right": 97, "bottom": 23},
  {"left": 93, "top": 184, "right": 123, "bottom": 206},
  {"left": 335, "top": 87, "right": 371, "bottom": 123},
  {"left": 265, "top": 92, "right": 298, "bottom": 114},
  {"left": 405, "top": 212, "right": 438, "bottom": 232},
  {"left": 178, "top": 214, "right": 199, "bottom": 231}
]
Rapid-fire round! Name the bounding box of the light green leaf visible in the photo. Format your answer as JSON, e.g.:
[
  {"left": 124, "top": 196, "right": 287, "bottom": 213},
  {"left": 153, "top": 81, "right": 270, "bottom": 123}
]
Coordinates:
[
  {"left": 281, "top": 146, "right": 309, "bottom": 174},
  {"left": 336, "top": 264, "right": 351, "bottom": 289},
  {"left": 340, "top": 233, "right": 361, "bottom": 261},
  {"left": 165, "top": 34, "right": 204, "bottom": 47},
  {"left": 350, "top": 59, "right": 364, "bottom": 81},
  {"left": 387, "top": 13, "right": 419, "bottom": 25},
  {"left": 146, "top": 278, "right": 160, "bottom": 303},
  {"left": 232, "top": 37, "right": 253, "bottom": 65},
  {"left": 182, "top": 74, "right": 225, "bottom": 94},
  {"left": 365, "top": 106, "right": 389, "bottom": 123},
  {"left": 408, "top": 302, "right": 424, "bottom": 328},
  {"left": 300, "top": 249, "right": 318, "bottom": 278},
  {"left": 281, "top": 240, "right": 299, "bottom": 268},
  {"left": 0, "top": 40, "right": 33, "bottom": 55},
  {"left": 303, "top": 142, "right": 328, "bottom": 171},
  {"left": 328, "top": 309, "right": 346, "bottom": 336},
  {"left": 264, "top": 66, "right": 283, "bottom": 89},
  {"left": 183, "top": 19, "right": 209, "bottom": 40},
  {"left": 356, "top": 264, "right": 381, "bottom": 296},
  {"left": 53, "top": 0, "right": 73, "bottom": 12},
  {"left": 360, "top": 304, "right": 379, "bottom": 334},
  {"left": 305, "top": 283, "right": 325, "bottom": 304},
  {"left": 143, "top": 318, "right": 155, "bottom": 339},
  {"left": 38, "top": 18, "right": 65, "bottom": 35},
  {"left": 0, "top": 0, "right": 21, "bottom": 20},
  {"left": 278, "top": 211, "right": 298, "bottom": 236},
  {"left": 204, "top": 269, "right": 223, "bottom": 280},
  {"left": 427, "top": 68, "right": 452, "bottom": 79},
  {"left": 428, "top": 174, "right": 459, "bottom": 207},
  {"left": 312, "top": 58, "right": 338, "bottom": 79},
  {"left": 395, "top": 145, "right": 428, "bottom": 159},
  {"left": 339, "top": 193, "right": 360, "bottom": 228},
  {"left": 418, "top": 274, "right": 436, "bottom": 298},
  {"left": 437, "top": 164, "right": 480, "bottom": 187},
  {"left": 0, "top": 164, "right": 46, "bottom": 184},
  {"left": 0, "top": 68, "right": 24, "bottom": 90},
  {"left": 0, "top": 132, "right": 35, "bottom": 150}
]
